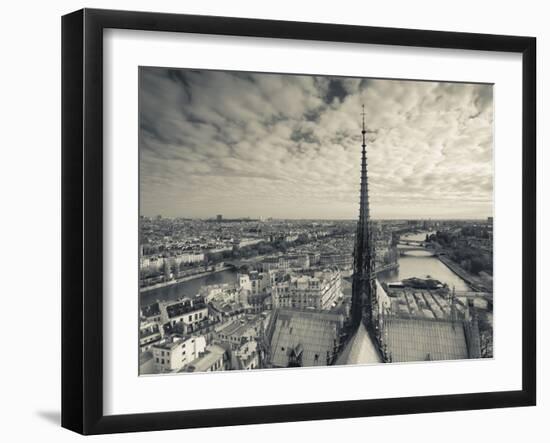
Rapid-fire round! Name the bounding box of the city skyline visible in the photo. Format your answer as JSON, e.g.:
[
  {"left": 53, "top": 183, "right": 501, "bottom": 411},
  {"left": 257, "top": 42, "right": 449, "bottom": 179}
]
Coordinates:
[
  {"left": 140, "top": 68, "right": 493, "bottom": 219},
  {"left": 143, "top": 215, "right": 491, "bottom": 221}
]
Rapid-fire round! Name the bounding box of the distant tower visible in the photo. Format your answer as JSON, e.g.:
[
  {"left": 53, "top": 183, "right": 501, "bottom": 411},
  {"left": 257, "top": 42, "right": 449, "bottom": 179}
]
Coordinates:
[{"left": 350, "top": 106, "right": 378, "bottom": 335}]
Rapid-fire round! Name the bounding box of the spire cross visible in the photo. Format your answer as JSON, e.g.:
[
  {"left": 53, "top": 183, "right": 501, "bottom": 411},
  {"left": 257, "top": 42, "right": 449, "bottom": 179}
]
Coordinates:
[{"left": 361, "top": 104, "right": 366, "bottom": 147}]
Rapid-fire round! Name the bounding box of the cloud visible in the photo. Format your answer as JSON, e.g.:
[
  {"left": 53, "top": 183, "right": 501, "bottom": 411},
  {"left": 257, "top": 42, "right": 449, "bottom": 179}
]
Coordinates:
[{"left": 139, "top": 68, "right": 493, "bottom": 219}]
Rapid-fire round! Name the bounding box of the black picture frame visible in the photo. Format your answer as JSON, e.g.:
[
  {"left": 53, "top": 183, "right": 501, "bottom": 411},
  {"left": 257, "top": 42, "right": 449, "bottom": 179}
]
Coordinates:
[{"left": 61, "top": 8, "right": 537, "bottom": 435}]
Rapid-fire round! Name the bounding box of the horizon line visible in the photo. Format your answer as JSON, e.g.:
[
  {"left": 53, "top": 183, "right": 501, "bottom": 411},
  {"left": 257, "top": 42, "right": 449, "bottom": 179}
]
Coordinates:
[{"left": 140, "top": 215, "right": 493, "bottom": 221}]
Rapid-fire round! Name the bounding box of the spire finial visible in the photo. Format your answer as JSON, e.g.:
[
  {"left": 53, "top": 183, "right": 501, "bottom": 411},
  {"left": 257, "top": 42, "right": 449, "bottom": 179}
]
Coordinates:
[{"left": 361, "top": 105, "right": 366, "bottom": 146}]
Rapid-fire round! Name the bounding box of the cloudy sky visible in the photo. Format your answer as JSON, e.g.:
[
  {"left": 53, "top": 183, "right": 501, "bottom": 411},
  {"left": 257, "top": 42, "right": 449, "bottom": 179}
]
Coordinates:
[{"left": 139, "top": 67, "right": 493, "bottom": 220}]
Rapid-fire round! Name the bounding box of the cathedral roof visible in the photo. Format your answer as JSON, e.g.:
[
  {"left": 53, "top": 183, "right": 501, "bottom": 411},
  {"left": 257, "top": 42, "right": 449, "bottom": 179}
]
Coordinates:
[
  {"left": 384, "top": 317, "right": 470, "bottom": 362},
  {"left": 334, "top": 322, "right": 382, "bottom": 366},
  {"left": 269, "top": 309, "right": 343, "bottom": 367}
]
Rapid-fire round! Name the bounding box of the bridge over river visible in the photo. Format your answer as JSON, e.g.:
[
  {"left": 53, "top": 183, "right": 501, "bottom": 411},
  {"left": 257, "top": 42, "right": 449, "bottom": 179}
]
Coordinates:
[{"left": 396, "top": 239, "right": 437, "bottom": 255}]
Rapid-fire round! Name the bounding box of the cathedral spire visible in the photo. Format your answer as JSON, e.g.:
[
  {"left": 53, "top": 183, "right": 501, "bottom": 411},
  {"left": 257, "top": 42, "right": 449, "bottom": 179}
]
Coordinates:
[{"left": 350, "top": 106, "right": 377, "bottom": 334}]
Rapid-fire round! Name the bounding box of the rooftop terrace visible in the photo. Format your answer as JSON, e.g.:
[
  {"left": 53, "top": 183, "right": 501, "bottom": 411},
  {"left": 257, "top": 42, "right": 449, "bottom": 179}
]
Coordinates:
[{"left": 166, "top": 301, "right": 208, "bottom": 319}]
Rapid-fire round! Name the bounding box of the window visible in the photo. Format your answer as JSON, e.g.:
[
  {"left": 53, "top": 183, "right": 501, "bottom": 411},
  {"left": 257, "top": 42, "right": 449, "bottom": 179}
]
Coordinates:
[
  {"left": 161, "top": 351, "right": 164, "bottom": 356},
  {"left": 156, "top": 358, "right": 159, "bottom": 363},
  {"left": 188, "top": 315, "right": 192, "bottom": 321},
  {"left": 161, "top": 359, "right": 165, "bottom": 364}
]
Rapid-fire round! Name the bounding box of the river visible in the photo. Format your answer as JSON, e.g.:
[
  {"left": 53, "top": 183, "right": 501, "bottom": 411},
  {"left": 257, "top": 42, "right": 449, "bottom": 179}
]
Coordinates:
[
  {"left": 140, "top": 231, "right": 470, "bottom": 306},
  {"left": 140, "top": 270, "right": 238, "bottom": 307},
  {"left": 377, "top": 231, "right": 470, "bottom": 291},
  {"left": 377, "top": 250, "right": 470, "bottom": 291}
]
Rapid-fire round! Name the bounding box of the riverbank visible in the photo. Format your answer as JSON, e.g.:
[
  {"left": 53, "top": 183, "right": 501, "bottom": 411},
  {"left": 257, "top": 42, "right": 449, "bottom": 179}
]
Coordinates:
[
  {"left": 437, "top": 254, "right": 489, "bottom": 292},
  {"left": 140, "top": 265, "right": 234, "bottom": 293}
]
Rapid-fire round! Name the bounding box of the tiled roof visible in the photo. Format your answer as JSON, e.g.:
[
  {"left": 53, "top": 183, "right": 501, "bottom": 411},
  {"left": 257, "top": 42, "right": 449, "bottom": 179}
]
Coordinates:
[
  {"left": 184, "top": 345, "right": 226, "bottom": 372},
  {"left": 386, "top": 289, "right": 470, "bottom": 320},
  {"left": 385, "top": 317, "right": 469, "bottom": 362},
  {"left": 269, "top": 309, "right": 343, "bottom": 367},
  {"left": 334, "top": 322, "right": 382, "bottom": 365},
  {"left": 218, "top": 318, "right": 258, "bottom": 337}
]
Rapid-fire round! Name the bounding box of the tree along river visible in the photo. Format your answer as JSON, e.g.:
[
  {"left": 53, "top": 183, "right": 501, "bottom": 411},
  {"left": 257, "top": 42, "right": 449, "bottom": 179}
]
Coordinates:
[{"left": 140, "top": 231, "right": 470, "bottom": 307}]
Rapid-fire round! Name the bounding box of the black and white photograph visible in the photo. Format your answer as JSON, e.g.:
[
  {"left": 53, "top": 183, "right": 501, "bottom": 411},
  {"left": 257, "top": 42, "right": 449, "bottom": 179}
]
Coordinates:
[{"left": 138, "top": 68, "right": 494, "bottom": 375}]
